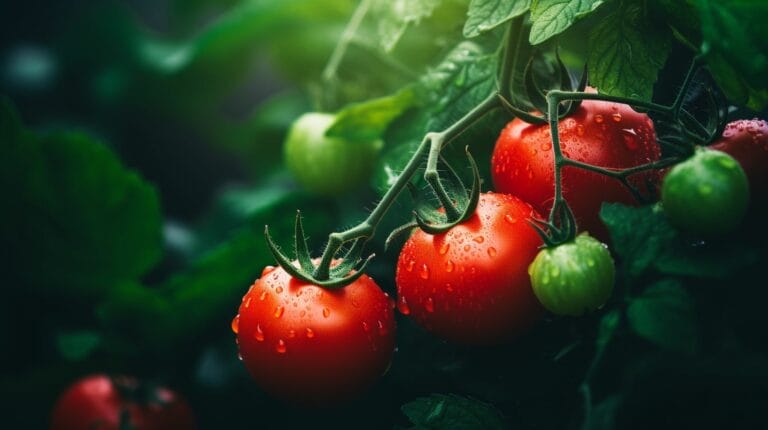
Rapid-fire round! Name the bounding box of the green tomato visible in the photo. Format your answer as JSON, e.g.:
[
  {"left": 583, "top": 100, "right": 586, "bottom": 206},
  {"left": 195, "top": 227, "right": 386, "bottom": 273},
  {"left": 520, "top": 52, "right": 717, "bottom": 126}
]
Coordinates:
[
  {"left": 284, "top": 112, "right": 382, "bottom": 196},
  {"left": 661, "top": 148, "right": 749, "bottom": 237},
  {"left": 528, "top": 233, "right": 615, "bottom": 316}
]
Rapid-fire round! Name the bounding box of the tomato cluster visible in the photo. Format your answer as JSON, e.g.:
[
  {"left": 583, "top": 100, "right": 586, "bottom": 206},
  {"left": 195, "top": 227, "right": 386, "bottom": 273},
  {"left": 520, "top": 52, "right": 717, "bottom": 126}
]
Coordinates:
[
  {"left": 51, "top": 375, "right": 196, "bottom": 430},
  {"left": 238, "top": 99, "right": 766, "bottom": 406}
]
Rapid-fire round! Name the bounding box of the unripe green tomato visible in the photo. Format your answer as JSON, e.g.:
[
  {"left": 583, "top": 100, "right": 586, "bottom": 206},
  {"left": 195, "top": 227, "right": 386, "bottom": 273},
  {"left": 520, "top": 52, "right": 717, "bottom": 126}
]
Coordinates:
[
  {"left": 528, "top": 233, "right": 615, "bottom": 316},
  {"left": 284, "top": 112, "right": 382, "bottom": 196},
  {"left": 661, "top": 148, "right": 749, "bottom": 237}
]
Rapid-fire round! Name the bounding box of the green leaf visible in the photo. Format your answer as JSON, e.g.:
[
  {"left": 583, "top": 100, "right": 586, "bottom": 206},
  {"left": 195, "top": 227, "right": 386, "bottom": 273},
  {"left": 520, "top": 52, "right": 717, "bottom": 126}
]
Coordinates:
[
  {"left": 627, "top": 279, "right": 699, "bottom": 354},
  {"left": 373, "top": 0, "right": 443, "bottom": 52},
  {"left": 327, "top": 87, "right": 416, "bottom": 142},
  {"left": 56, "top": 331, "right": 102, "bottom": 362},
  {"left": 423, "top": 50, "right": 498, "bottom": 132},
  {"left": 600, "top": 204, "right": 676, "bottom": 277},
  {"left": 654, "top": 239, "right": 760, "bottom": 279},
  {"left": 401, "top": 394, "right": 507, "bottom": 429},
  {"left": 587, "top": 2, "right": 670, "bottom": 100},
  {"left": 463, "top": 0, "right": 530, "bottom": 38},
  {"left": 98, "top": 191, "right": 333, "bottom": 350},
  {"left": 0, "top": 99, "right": 162, "bottom": 296},
  {"left": 529, "top": 0, "right": 605, "bottom": 45},
  {"left": 698, "top": 0, "right": 768, "bottom": 110},
  {"left": 596, "top": 309, "right": 621, "bottom": 349}
]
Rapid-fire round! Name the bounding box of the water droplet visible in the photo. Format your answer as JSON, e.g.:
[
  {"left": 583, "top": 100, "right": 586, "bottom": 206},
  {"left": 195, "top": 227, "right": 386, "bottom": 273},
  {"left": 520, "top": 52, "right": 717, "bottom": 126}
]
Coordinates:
[
  {"left": 244, "top": 297, "right": 252, "bottom": 309},
  {"left": 552, "top": 267, "right": 560, "bottom": 277},
  {"left": 463, "top": 244, "right": 471, "bottom": 252},
  {"left": 419, "top": 264, "right": 430, "bottom": 280},
  {"left": 424, "top": 297, "right": 435, "bottom": 313},
  {"left": 362, "top": 321, "right": 370, "bottom": 332},
  {"left": 275, "top": 286, "right": 283, "bottom": 294},
  {"left": 237, "top": 353, "right": 243, "bottom": 361},
  {"left": 505, "top": 214, "right": 518, "bottom": 224},
  {"left": 541, "top": 142, "right": 552, "bottom": 151},
  {"left": 231, "top": 315, "right": 240, "bottom": 334},
  {"left": 377, "top": 320, "right": 387, "bottom": 336},
  {"left": 699, "top": 184, "right": 713, "bottom": 195},
  {"left": 254, "top": 324, "right": 265, "bottom": 342},
  {"left": 276, "top": 339, "right": 287, "bottom": 354},
  {"left": 288, "top": 329, "right": 296, "bottom": 338},
  {"left": 300, "top": 310, "right": 306, "bottom": 317},
  {"left": 259, "top": 291, "right": 268, "bottom": 301},
  {"left": 445, "top": 260, "right": 455, "bottom": 272},
  {"left": 397, "top": 296, "right": 411, "bottom": 315},
  {"left": 305, "top": 328, "right": 315, "bottom": 338},
  {"left": 274, "top": 306, "right": 284, "bottom": 318},
  {"left": 439, "top": 243, "right": 450, "bottom": 255},
  {"left": 487, "top": 247, "right": 497, "bottom": 257},
  {"left": 611, "top": 113, "right": 622, "bottom": 122},
  {"left": 595, "top": 114, "right": 604, "bottom": 124},
  {"left": 473, "top": 236, "right": 485, "bottom": 244},
  {"left": 587, "top": 259, "right": 596, "bottom": 267},
  {"left": 261, "top": 266, "right": 275, "bottom": 276},
  {"left": 406, "top": 260, "right": 415, "bottom": 272},
  {"left": 576, "top": 125, "right": 585, "bottom": 136},
  {"left": 322, "top": 307, "right": 331, "bottom": 318},
  {"left": 446, "top": 283, "right": 453, "bottom": 292}
]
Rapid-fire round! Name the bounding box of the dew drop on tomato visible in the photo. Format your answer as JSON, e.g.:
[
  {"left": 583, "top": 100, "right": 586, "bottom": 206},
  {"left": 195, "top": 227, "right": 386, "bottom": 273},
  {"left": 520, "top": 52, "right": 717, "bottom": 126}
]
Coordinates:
[
  {"left": 419, "top": 264, "right": 430, "bottom": 280},
  {"left": 397, "top": 296, "right": 411, "bottom": 315},
  {"left": 305, "top": 327, "right": 315, "bottom": 338},
  {"left": 254, "top": 324, "right": 265, "bottom": 342},
  {"left": 445, "top": 260, "right": 455, "bottom": 272},
  {"left": 274, "top": 306, "right": 284, "bottom": 318},
  {"left": 322, "top": 307, "right": 331, "bottom": 318},
  {"left": 424, "top": 297, "right": 435, "bottom": 313},
  {"left": 231, "top": 315, "right": 240, "bottom": 334},
  {"left": 276, "top": 339, "right": 287, "bottom": 354}
]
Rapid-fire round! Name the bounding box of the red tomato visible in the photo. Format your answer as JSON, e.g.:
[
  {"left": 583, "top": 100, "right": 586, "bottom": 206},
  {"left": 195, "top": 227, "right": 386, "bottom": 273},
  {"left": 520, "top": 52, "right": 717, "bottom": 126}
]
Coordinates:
[
  {"left": 710, "top": 118, "right": 768, "bottom": 207},
  {"left": 50, "top": 374, "right": 196, "bottom": 430},
  {"left": 491, "top": 95, "right": 661, "bottom": 240},
  {"left": 234, "top": 264, "right": 395, "bottom": 406},
  {"left": 395, "top": 192, "right": 544, "bottom": 345}
]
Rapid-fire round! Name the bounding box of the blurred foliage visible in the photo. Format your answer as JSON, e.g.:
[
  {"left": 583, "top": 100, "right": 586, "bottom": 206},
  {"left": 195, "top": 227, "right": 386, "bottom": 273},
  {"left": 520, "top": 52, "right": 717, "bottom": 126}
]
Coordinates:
[{"left": 1, "top": 0, "right": 768, "bottom": 429}]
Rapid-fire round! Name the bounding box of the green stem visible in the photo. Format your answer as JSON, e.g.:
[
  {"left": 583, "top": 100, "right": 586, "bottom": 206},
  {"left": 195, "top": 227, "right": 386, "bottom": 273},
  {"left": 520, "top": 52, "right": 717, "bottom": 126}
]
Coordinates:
[
  {"left": 321, "top": 0, "right": 372, "bottom": 84},
  {"left": 498, "top": 16, "right": 525, "bottom": 97},
  {"left": 313, "top": 94, "right": 499, "bottom": 280}
]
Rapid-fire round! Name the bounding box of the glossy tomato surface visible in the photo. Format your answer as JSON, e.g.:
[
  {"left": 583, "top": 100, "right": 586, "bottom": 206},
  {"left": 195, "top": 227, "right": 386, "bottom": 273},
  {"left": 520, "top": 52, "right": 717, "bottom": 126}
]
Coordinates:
[
  {"left": 234, "top": 264, "right": 395, "bottom": 406},
  {"left": 710, "top": 118, "right": 768, "bottom": 207},
  {"left": 491, "top": 96, "right": 660, "bottom": 240},
  {"left": 395, "top": 192, "right": 544, "bottom": 345},
  {"left": 50, "top": 374, "right": 196, "bottom": 430}
]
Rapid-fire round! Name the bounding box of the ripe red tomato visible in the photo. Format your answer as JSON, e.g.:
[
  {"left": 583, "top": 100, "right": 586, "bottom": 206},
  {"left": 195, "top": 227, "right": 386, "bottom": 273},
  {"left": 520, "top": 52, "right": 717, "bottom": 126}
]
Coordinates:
[
  {"left": 234, "top": 264, "right": 395, "bottom": 406},
  {"left": 491, "top": 95, "right": 661, "bottom": 240},
  {"left": 709, "top": 118, "right": 768, "bottom": 207},
  {"left": 395, "top": 192, "right": 544, "bottom": 345},
  {"left": 50, "top": 374, "right": 196, "bottom": 430}
]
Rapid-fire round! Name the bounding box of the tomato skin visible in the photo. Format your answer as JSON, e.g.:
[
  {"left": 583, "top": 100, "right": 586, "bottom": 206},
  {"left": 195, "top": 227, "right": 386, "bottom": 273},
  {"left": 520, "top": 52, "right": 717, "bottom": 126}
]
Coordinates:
[
  {"left": 661, "top": 148, "right": 749, "bottom": 237},
  {"left": 50, "top": 375, "right": 196, "bottom": 430},
  {"left": 709, "top": 119, "right": 768, "bottom": 207},
  {"left": 284, "top": 112, "right": 383, "bottom": 196},
  {"left": 235, "top": 264, "right": 395, "bottom": 406},
  {"left": 528, "top": 233, "right": 615, "bottom": 316},
  {"left": 395, "top": 192, "right": 544, "bottom": 345},
  {"left": 491, "top": 96, "right": 660, "bottom": 240}
]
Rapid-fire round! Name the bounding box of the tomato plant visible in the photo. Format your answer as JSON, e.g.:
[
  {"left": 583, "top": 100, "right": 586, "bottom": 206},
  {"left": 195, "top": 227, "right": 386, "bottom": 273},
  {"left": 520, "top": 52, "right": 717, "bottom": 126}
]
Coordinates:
[
  {"left": 662, "top": 148, "right": 749, "bottom": 237},
  {"left": 284, "top": 112, "right": 383, "bottom": 196},
  {"left": 528, "top": 233, "right": 615, "bottom": 316},
  {"left": 709, "top": 119, "right": 768, "bottom": 208},
  {"left": 491, "top": 96, "right": 661, "bottom": 240},
  {"left": 233, "top": 263, "right": 395, "bottom": 406},
  {"left": 50, "top": 374, "right": 196, "bottom": 430},
  {"left": 395, "top": 192, "right": 544, "bottom": 344}
]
